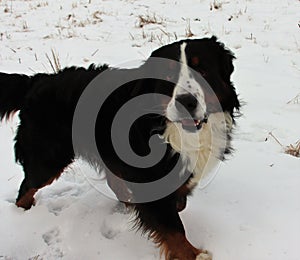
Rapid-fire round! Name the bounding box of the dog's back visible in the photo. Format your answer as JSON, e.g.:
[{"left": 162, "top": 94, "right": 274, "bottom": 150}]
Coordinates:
[
  {"left": 0, "top": 65, "right": 109, "bottom": 209},
  {"left": 0, "top": 72, "right": 32, "bottom": 120}
]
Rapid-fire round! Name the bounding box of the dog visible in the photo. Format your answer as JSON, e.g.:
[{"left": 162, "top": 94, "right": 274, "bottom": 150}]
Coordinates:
[{"left": 0, "top": 36, "right": 240, "bottom": 260}]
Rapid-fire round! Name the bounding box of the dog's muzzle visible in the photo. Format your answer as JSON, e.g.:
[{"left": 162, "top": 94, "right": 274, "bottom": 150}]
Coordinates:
[{"left": 174, "top": 94, "right": 208, "bottom": 132}]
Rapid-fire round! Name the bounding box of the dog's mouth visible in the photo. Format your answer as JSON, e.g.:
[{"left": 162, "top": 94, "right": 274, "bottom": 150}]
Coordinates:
[{"left": 178, "top": 117, "right": 208, "bottom": 132}]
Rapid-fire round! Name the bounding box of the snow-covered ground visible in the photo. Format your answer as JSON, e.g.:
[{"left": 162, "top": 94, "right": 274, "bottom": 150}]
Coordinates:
[{"left": 0, "top": 0, "right": 299, "bottom": 259}]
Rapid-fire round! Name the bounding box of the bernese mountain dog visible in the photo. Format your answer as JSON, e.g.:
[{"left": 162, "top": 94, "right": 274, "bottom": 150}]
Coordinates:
[{"left": 0, "top": 36, "right": 240, "bottom": 260}]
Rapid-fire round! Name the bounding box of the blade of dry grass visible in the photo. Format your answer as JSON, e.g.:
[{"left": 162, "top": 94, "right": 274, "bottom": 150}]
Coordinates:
[
  {"left": 185, "top": 19, "right": 194, "bottom": 38},
  {"left": 287, "top": 93, "right": 300, "bottom": 104},
  {"left": 45, "top": 48, "right": 61, "bottom": 73}
]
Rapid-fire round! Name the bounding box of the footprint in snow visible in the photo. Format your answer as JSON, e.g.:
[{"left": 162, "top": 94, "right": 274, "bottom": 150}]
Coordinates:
[
  {"left": 42, "top": 227, "right": 61, "bottom": 246},
  {"left": 42, "top": 227, "right": 64, "bottom": 258},
  {"left": 100, "top": 207, "right": 129, "bottom": 239}
]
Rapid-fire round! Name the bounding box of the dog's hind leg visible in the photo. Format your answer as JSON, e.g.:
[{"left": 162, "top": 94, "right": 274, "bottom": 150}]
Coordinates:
[
  {"left": 16, "top": 162, "right": 67, "bottom": 210},
  {"left": 14, "top": 124, "right": 74, "bottom": 210}
]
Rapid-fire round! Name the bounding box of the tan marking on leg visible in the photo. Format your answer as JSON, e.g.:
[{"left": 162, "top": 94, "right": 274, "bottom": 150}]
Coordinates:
[
  {"left": 151, "top": 231, "right": 206, "bottom": 260},
  {"left": 176, "top": 184, "right": 192, "bottom": 212},
  {"left": 41, "top": 171, "right": 63, "bottom": 187},
  {"left": 16, "top": 171, "right": 63, "bottom": 210},
  {"left": 16, "top": 188, "right": 38, "bottom": 210}
]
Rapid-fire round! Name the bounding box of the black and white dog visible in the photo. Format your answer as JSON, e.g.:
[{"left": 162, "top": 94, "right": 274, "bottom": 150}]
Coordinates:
[{"left": 0, "top": 36, "right": 240, "bottom": 260}]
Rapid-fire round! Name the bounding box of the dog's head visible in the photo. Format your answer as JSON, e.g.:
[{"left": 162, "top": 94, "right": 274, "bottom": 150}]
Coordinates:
[{"left": 140, "top": 36, "right": 240, "bottom": 133}]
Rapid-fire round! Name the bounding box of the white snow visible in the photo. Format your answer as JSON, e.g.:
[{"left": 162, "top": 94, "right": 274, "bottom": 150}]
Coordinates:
[{"left": 0, "top": 0, "right": 300, "bottom": 259}]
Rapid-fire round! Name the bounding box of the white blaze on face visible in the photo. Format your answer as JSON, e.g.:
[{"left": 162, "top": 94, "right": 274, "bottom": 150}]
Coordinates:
[{"left": 166, "top": 42, "right": 207, "bottom": 122}]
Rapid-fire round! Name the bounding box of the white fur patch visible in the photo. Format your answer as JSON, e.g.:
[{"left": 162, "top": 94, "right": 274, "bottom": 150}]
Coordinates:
[
  {"left": 196, "top": 252, "right": 212, "bottom": 260},
  {"left": 163, "top": 112, "right": 232, "bottom": 188}
]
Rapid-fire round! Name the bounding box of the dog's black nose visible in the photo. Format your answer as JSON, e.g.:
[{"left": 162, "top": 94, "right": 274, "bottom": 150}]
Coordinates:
[{"left": 175, "top": 94, "right": 198, "bottom": 115}]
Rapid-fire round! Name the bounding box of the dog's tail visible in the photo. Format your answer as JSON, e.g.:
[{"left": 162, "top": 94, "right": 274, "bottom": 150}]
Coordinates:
[{"left": 0, "top": 72, "right": 32, "bottom": 120}]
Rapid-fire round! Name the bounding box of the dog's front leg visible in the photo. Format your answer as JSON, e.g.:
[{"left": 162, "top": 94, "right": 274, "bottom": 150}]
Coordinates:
[{"left": 133, "top": 194, "right": 211, "bottom": 260}]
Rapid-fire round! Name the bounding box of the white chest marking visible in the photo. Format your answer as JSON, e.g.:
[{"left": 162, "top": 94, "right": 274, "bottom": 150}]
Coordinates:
[{"left": 163, "top": 112, "right": 232, "bottom": 188}]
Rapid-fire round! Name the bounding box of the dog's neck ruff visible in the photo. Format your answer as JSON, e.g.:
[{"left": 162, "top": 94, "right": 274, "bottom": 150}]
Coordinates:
[{"left": 163, "top": 112, "right": 232, "bottom": 188}]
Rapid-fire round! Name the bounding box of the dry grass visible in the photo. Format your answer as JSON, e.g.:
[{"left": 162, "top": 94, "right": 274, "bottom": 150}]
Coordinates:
[
  {"left": 46, "top": 10, "right": 104, "bottom": 39},
  {"left": 22, "top": 21, "right": 29, "bottom": 30},
  {"left": 287, "top": 93, "right": 300, "bottom": 104},
  {"left": 3, "top": 0, "right": 12, "bottom": 13},
  {"left": 66, "top": 11, "right": 103, "bottom": 27},
  {"left": 131, "top": 25, "right": 175, "bottom": 46},
  {"left": 185, "top": 19, "right": 194, "bottom": 38},
  {"left": 285, "top": 141, "right": 300, "bottom": 157},
  {"left": 210, "top": 0, "right": 224, "bottom": 10},
  {"left": 137, "top": 13, "right": 164, "bottom": 28},
  {"left": 36, "top": 2, "right": 49, "bottom": 8},
  {"left": 132, "top": 15, "right": 197, "bottom": 46},
  {"left": 4, "top": 6, "right": 10, "bottom": 13},
  {"left": 265, "top": 132, "right": 300, "bottom": 158},
  {"left": 45, "top": 49, "right": 61, "bottom": 73}
]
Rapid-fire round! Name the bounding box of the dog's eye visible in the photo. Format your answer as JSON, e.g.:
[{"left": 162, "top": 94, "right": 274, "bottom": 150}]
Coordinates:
[
  {"left": 190, "top": 57, "right": 207, "bottom": 77},
  {"left": 191, "top": 56, "right": 200, "bottom": 66},
  {"left": 165, "top": 60, "right": 178, "bottom": 81}
]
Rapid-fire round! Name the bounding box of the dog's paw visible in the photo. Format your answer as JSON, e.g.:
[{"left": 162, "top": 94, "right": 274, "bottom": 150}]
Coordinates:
[{"left": 196, "top": 251, "right": 212, "bottom": 260}]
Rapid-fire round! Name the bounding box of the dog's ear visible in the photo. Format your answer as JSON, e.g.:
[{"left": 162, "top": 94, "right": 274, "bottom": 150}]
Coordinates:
[
  {"left": 220, "top": 48, "right": 235, "bottom": 84},
  {"left": 210, "top": 36, "right": 240, "bottom": 113},
  {"left": 211, "top": 36, "right": 235, "bottom": 84}
]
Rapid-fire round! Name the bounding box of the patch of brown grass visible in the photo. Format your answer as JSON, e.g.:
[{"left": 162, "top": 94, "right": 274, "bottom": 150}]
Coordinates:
[
  {"left": 137, "top": 14, "right": 164, "bottom": 28},
  {"left": 285, "top": 140, "right": 300, "bottom": 157},
  {"left": 210, "top": 0, "right": 224, "bottom": 10},
  {"left": 265, "top": 132, "right": 300, "bottom": 158}
]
